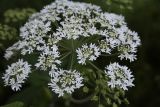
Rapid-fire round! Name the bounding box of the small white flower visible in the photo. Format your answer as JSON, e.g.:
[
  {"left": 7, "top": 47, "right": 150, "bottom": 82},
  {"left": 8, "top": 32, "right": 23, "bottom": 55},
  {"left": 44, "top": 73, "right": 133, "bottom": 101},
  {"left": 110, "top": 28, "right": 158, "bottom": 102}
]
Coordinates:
[
  {"left": 117, "top": 29, "right": 141, "bottom": 62},
  {"left": 76, "top": 43, "right": 101, "bottom": 65},
  {"left": 2, "top": 59, "right": 31, "bottom": 91},
  {"left": 105, "top": 62, "right": 134, "bottom": 90},
  {"left": 48, "top": 69, "right": 83, "bottom": 97}
]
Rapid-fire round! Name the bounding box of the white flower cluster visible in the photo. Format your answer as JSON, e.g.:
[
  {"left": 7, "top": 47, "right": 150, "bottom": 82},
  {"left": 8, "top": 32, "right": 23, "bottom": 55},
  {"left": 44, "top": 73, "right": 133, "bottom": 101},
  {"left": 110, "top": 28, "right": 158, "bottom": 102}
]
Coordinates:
[
  {"left": 48, "top": 69, "right": 83, "bottom": 97},
  {"left": 3, "top": 0, "right": 140, "bottom": 95},
  {"left": 76, "top": 43, "right": 101, "bottom": 65},
  {"left": 105, "top": 63, "right": 134, "bottom": 90},
  {"left": 35, "top": 45, "right": 61, "bottom": 71},
  {"left": 2, "top": 59, "right": 31, "bottom": 91}
]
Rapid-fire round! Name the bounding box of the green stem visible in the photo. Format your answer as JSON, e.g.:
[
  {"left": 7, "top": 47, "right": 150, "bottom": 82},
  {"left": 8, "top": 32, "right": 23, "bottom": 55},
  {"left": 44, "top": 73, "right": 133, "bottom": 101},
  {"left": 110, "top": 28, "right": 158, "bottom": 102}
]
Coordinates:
[
  {"left": 78, "top": 37, "right": 86, "bottom": 47},
  {"left": 101, "top": 53, "right": 120, "bottom": 57},
  {"left": 83, "top": 36, "right": 101, "bottom": 44},
  {"left": 70, "top": 39, "right": 74, "bottom": 70},
  {"left": 58, "top": 44, "right": 70, "bottom": 50},
  {"left": 70, "top": 93, "right": 95, "bottom": 104},
  {"left": 88, "top": 62, "right": 102, "bottom": 106},
  {"left": 70, "top": 53, "right": 74, "bottom": 70},
  {"left": 88, "top": 62, "right": 104, "bottom": 74},
  {"left": 71, "top": 39, "right": 74, "bottom": 50},
  {"left": 60, "top": 52, "right": 71, "bottom": 61}
]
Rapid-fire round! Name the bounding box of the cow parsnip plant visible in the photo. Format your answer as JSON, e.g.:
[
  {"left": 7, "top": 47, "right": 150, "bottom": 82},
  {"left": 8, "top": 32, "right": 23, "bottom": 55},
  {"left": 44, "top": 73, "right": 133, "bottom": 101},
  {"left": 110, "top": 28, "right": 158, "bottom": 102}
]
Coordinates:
[{"left": 2, "top": 0, "right": 141, "bottom": 106}]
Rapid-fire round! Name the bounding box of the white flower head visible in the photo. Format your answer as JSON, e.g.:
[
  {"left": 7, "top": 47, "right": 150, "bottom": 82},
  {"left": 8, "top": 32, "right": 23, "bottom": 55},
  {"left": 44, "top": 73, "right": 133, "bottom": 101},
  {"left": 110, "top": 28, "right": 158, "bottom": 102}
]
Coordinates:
[
  {"left": 2, "top": 0, "right": 141, "bottom": 97},
  {"left": 48, "top": 69, "right": 83, "bottom": 97},
  {"left": 19, "top": 19, "right": 51, "bottom": 55},
  {"left": 76, "top": 43, "right": 101, "bottom": 65},
  {"left": 105, "top": 62, "right": 134, "bottom": 90},
  {"left": 2, "top": 59, "right": 31, "bottom": 91},
  {"left": 35, "top": 45, "right": 61, "bottom": 71}
]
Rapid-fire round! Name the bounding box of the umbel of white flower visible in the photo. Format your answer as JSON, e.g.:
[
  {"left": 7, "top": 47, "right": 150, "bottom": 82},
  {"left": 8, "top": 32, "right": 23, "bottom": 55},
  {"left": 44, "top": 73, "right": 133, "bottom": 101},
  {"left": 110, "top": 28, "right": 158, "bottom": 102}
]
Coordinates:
[
  {"left": 2, "top": 59, "right": 31, "bottom": 91},
  {"left": 105, "top": 63, "right": 134, "bottom": 90},
  {"left": 48, "top": 69, "right": 83, "bottom": 97},
  {"left": 2, "top": 0, "right": 140, "bottom": 97}
]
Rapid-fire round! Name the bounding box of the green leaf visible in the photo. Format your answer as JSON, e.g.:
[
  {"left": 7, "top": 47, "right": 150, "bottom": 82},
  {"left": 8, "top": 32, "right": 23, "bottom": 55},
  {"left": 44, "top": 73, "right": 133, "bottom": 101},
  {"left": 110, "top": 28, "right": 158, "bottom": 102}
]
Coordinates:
[
  {"left": 28, "top": 70, "right": 49, "bottom": 87},
  {"left": 1, "top": 101, "right": 24, "bottom": 107},
  {"left": 7, "top": 87, "right": 53, "bottom": 107}
]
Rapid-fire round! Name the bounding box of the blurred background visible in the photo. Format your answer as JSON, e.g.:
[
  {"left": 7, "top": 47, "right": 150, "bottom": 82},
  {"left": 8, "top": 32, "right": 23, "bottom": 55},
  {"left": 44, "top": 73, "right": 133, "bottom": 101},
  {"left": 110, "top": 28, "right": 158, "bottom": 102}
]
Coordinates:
[{"left": 0, "top": 0, "right": 160, "bottom": 107}]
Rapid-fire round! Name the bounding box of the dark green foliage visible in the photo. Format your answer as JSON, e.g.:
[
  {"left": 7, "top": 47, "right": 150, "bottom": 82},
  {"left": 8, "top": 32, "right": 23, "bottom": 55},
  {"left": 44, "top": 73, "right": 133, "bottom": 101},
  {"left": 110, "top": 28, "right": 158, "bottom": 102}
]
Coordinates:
[
  {"left": 0, "top": 101, "right": 24, "bottom": 107},
  {"left": 0, "top": 24, "right": 17, "bottom": 49},
  {"left": 7, "top": 87, "right": 53, "bottom": 107},
  {"left": 4, "top": 8, "right": 36, "bottom": 26},
  {"left": 126, "top": 0, "right": 160, "bottom": 107}
]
